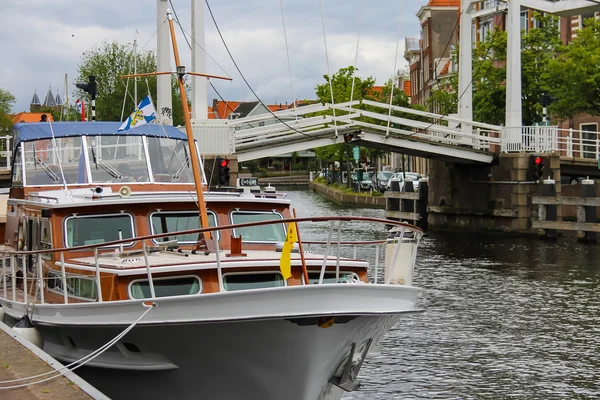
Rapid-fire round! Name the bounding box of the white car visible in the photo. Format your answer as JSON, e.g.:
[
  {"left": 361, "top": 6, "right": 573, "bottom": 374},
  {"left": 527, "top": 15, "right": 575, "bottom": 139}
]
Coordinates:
[{"left": 386, "top": 172, "right": 426, "bottom": 191}]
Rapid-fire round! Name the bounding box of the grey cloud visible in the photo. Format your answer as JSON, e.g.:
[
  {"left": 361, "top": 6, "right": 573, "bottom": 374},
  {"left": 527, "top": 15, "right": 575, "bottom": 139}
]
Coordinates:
[{"left": 1, "top": 0, "right": 423, "bottom": 113}]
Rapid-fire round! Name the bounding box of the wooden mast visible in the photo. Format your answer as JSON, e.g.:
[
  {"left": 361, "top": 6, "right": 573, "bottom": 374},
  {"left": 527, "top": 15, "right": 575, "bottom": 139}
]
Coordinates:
[{"left": 166, "top": 9, "right": 211, "bottom": 245}]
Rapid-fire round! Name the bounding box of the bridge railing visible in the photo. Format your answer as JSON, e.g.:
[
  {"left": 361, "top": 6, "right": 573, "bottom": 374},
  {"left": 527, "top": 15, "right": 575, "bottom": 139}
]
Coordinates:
[{"left": 502, "top": 126, "right": 600, "bottom": 161}]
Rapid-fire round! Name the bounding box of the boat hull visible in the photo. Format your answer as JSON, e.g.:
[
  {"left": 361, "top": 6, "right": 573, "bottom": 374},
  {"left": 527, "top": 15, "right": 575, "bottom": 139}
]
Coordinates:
[{"left": 1, "top": 285, "right": 421, "bottom": 400}]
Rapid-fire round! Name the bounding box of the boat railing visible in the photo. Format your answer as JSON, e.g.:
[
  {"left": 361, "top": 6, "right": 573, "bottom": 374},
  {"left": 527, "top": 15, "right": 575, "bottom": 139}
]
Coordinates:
[{"left": 0, "top": 216, "right": 423, "bottom": 305}]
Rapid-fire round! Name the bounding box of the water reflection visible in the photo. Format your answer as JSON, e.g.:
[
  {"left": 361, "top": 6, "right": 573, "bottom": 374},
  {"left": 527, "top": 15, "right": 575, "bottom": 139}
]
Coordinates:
[{"left": 284, "top": 188, "right": 600, "bottom": 399}]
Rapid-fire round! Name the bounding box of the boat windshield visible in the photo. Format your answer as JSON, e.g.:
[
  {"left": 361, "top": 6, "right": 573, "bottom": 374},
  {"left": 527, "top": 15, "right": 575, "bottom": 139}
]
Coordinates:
[{"left": 21, "top": 135, "right": 195, "bottom": 186}]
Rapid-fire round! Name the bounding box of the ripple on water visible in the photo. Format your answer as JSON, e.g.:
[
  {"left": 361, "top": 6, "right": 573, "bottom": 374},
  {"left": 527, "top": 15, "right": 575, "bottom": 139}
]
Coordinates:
[{"left": 281, "top": 190, "right": 600, "bottom": 399}]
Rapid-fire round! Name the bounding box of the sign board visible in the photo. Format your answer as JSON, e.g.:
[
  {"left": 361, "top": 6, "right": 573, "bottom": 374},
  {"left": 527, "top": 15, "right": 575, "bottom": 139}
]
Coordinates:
[
  {"left": 598, "top": 157, "right": 600, "bottom": 169},
  {"left": 353, "top": 146, "right": 360, "bottom": 161},
  {"left": 237, "top": 177, "right": 259, "bottom": 187}
]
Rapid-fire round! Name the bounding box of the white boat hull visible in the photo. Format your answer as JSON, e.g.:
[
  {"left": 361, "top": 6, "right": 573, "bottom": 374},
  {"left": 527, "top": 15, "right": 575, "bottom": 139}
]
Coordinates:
[{"left": 1, "top": 285, "right": 421, "bottom": 400}]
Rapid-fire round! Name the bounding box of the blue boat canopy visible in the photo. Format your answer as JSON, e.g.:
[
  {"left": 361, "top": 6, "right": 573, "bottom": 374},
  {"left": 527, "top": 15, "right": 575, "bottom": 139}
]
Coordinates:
[{"left": 12, "top": 122, "right": 188, "bottom": 147}]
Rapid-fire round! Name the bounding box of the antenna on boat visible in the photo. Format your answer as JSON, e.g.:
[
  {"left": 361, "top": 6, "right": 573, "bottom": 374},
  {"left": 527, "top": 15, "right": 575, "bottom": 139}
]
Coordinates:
[{"left": 120, "top": 9, "right": 232, "bottom": 251}]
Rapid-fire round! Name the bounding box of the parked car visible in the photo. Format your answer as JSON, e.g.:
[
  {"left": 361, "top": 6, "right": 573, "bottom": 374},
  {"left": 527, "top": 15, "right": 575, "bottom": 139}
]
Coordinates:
[
  {"left": 371, "top": 171, "right": 394, "bottom": 193},
  {"left": 386, "top": 172, "right": 426, "bottom": 191},
  {"left": 351, "top": 172, "right": 372, "bottom": 192}
]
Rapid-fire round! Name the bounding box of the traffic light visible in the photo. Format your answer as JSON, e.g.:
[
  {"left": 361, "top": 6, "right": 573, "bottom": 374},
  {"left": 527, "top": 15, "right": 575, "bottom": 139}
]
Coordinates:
[
  {"left": 534, "top": 156, "right": 545, "bottom": 181},
  {"left": 76, "top": 76, "right": 97, "bottom": 98},
  {"left": 217, "top": 157, "right": 230, "bottom": 185},
  {"left": 343, "top": 132, "right": 354, "bottom": 143}
]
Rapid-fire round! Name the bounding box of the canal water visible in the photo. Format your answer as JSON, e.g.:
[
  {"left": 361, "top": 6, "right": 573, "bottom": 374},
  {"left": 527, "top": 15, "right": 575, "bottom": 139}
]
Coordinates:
[{"left": 284, "top": 188, "right": 600, "bottom": 400}]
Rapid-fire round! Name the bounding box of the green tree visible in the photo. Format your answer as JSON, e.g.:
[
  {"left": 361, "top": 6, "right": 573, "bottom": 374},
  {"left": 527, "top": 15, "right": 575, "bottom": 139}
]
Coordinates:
[
  {"left": 75, "top": 41, "right": 186, "bottom": 125},
  {"left": 428, "top": 13, "right": 563, "bottom": 126},
  {"left": 0, "top": 88, "right": 16, "bottom": 133},
  {"left": 547, "top": 17, "right": 600, "bottom": 120}
]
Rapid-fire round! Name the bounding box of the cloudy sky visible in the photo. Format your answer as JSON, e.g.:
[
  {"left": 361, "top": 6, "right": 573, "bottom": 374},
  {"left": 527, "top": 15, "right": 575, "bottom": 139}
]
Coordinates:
[{"left": 1, "top": 0, "right": 424, "bottom": 114}]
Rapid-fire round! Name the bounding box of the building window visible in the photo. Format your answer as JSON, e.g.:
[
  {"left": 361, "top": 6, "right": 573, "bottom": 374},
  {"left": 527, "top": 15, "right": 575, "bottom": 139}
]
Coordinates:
[
  {"left": 520, "top": 10, "right": 529, "bottom": 33},
  {"left": 480, "top": 19, "right": 493, "bottom": 42},
  {"left": 580, "top": 123, "right": 599, "bottom": 159}
]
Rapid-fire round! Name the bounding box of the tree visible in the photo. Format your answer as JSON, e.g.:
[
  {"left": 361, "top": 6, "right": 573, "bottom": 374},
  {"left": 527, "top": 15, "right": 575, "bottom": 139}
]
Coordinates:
[
  {"left": 75, "top": 41, "right": 186, "bottom": 125},
  {"left": 315, "top": 66, "right": 375, "bottom": 104},
  {"left": 427, "top": 13, "right": 563, "bottom": 126},
  {"left": 547, "top": 17, "right": 600, "bottom": 120},
  {"left": 0, "top": 88, "right": 16, "bottom": 133}
]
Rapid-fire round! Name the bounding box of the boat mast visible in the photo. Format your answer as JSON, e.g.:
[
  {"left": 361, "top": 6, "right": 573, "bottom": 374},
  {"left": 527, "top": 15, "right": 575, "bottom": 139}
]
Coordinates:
[{"left": 166, "top": 9, "right": 211, "bottom": 242}]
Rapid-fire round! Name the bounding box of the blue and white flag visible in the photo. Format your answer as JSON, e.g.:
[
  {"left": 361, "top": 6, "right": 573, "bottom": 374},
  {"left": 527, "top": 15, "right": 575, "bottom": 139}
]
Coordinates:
[{"left": 118, "top": 95, "right": 156, "bottom": 131}]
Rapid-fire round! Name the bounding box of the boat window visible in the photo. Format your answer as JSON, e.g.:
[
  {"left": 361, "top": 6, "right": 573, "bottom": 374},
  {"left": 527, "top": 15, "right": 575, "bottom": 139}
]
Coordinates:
[
  {"left": 65, "top": 213, "right": 135, "bottom": 247},
  {"left": 129, "top": 276, "right": 202, "bottom": 299},
  {"left": 11, "top": 146, "right": 23, "bottom": 185},
  {"left": 22, "top": 137, "right": 83, "bottom": 186},
  {"left": 230, "top": 211, "right": 286, "bottom": 243},
  {"left": 303, "top": 271, "right": 354, "bottom": 284},
  {"left": 47, "top": 271, "right": 98, "bottom": 301},
  {"left": 223, "top": 272, "right": 285, "bottom": 291},
  {"left": 146, "top": 137, "right": 195, "bottom": 183},
  {"left": 87, "top": 136, "right": 150, "bottom": 184},
  {"left": 150, "top": 211, "right": 218, "bottom": 244}
]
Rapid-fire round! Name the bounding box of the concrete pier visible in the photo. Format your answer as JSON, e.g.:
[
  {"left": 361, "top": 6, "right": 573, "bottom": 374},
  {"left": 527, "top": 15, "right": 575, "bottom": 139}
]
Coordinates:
[{"left": 0, "top": 320, "right": 107, "bottom": 399}]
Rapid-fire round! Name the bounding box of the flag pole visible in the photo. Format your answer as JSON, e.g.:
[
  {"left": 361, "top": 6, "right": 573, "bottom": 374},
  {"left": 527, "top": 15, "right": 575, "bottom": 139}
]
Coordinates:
[
  {"left": 166, "top": 9, "right": 212, "bottom": 247},
  {"left": 293, "top": 209, "right": 309, "bottom": 284}
]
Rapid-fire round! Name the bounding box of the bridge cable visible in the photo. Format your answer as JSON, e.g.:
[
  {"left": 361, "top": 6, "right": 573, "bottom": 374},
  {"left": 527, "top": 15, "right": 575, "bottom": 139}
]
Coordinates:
[
  {"left": 280, "top": 0, "right": 297, "bottom": 119},
  {"left": 416, "top": 11, "right": 506, "bottom": 137},
  {"left": 319, "top": 0, "right": 338, "bottom": 137},
  {"left": 349, "top": 0, "right": 365, "bottom": 104},
  {"left": 385, "top": 0, "right": 404, "bottom": 137},
  {"left": 205, "top": 0, "right": 315, "bottom": 138}
]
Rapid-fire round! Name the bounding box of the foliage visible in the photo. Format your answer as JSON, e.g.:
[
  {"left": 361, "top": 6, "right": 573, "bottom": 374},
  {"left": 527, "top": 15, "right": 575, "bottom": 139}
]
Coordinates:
[
  {"left": 314, "top": 176, "right": 326, "bottom": 184},
  {"left": 0, "top": 88, "right": 16, "bottom": 133},
  {"left": 315, "top": 66, "right": 375, "bottom": 104},
  {"left": 427, "top": 13, "right": 564, "bottom": 126},
  {"left": 241, "top": 160, "right": 259, "bottom": 174},
  {"left": 547, "top": 18, "right": 600, "bottom": 120},
  {"left": 75, "top": 41, "right": 186, "bottom": 125}
]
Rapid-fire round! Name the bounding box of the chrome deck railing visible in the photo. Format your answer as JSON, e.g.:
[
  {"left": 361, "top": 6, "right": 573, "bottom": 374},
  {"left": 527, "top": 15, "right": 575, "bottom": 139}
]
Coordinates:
[{"left": 0, "top": 217, "right": 423, "bottom": 306}]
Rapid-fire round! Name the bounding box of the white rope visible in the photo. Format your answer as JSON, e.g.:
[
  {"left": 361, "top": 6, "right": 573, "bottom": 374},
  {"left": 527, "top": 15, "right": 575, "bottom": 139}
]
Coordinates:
[
  {"left": 386, "top": 0, "right": 404, "bottom": 137},
  {"left": 280, "top": 0, "right": 297, "bottom": 118},
  {"left": 0, "top": 304, "right": 153, "bottom": 389},
  {"left": 349, "top": 0, "right": 365, "bottom": 103},
  {"left": 319, "top": 0, "right": 338, "bottom": 137}
]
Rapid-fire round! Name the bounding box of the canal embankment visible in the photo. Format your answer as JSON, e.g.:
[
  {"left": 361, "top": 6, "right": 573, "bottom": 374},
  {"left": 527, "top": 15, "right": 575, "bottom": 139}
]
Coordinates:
[
  {"left": 0, "top": 318, "right": 108, "bottom": 399},
  {"left": 308, "top": 182, "right": 385, "bottom": 208}
]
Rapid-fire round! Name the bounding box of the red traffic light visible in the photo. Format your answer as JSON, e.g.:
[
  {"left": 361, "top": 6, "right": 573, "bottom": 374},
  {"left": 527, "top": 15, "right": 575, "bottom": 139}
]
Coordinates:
[
  {"left": 220, "top": 159, "right": 229, "bottom": 168},
  {"left": 535, "top": 157, "right": 543, "bottom": 165}
]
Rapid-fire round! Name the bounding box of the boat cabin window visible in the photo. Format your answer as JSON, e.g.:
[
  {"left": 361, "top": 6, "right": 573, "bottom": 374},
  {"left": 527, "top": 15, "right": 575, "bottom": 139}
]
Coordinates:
[
  {"left": 150, "top": 211, "right": 218, "bottom": 244},
  {"left": 11, "top": 147, "right": 23, "bottom": 185},
  {"left": 22, "top": 137, "right": 83, "bottom": 186},
  {"left": 303, "top": 271, "right": 354, "bottom": 284},
  {"left": 146, "top": 137, "right": 195, "bottom": 183},
  {"left": 65, "top": 213, "right": 135, "bottom": 247},
  {"left": 129, "top": 276, "right": 202, "bottom": 299},
  {"left": 223, "top": 272, "right": 285, "bottom": 291},
  {"left": 87, "top": 136, "right": 151, "bottom": 183},
  {"left": 230, "top": 211, "right": 286, "bottom": 243},
  {"left": 47, "top": 271, "right": 98, "bottom": 301}
]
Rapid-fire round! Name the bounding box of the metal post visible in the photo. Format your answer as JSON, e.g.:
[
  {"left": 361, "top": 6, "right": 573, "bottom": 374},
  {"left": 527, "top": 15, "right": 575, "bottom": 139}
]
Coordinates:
[
  {"left": 214, "top": 234, "right": 224, "bottom": 292},
  {"left": 141, "top": 243, "right": 156, "bottom": 299},
  {"left": 335, "top": 221, "right": 342, "bottom": 281},
  {"left": 540, "top": 178, "right": 557, "bottom": 240},
  {"left": 318, "top": 221, "right": 335, "bottom": 284},
  {"left": 374, "top": 244, "right": 380, "bottom": 284},
  {"left": 60, "top": 252, "right": 68, "bottom": 304},
  {"left": 22, "top": 255, "right": 27, "bottom": 304},
  {"left": 11, "top": 255, "right": 15, "bottom": 302},
  {"left": 37, "top": 254, "right": 44, "bottom": 305},
  {"left": 94, "top": 248, "right": 103, "bottom": 302},
  {"left": 2, "top": 255, "right": 6, "bottom": 299},
  {"left": 579, "top": 178, "right": 596, "bottom": 242}
]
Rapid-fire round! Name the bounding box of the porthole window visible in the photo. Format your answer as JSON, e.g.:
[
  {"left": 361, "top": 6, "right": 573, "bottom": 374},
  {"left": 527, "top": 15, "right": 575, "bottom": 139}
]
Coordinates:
[{"left": 223, "top": 272, "right": 285, "bottom": 291}]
